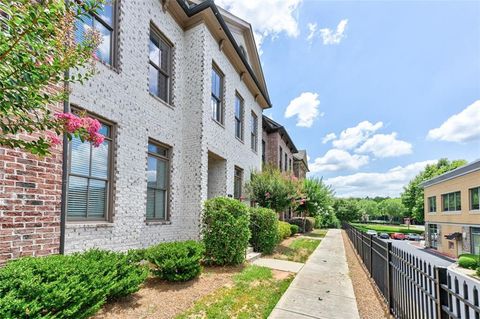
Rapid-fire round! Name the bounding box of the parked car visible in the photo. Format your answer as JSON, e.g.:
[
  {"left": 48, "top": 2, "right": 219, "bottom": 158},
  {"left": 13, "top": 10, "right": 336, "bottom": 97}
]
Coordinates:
[
  {"left": 378, "top": 232, "right": 390, "bottom": 239},
  {"left": 406, "top": 233, "right": 421, "bottom": 241},
  {"left": 391, "top": 233, "right": 406, "bottom": 240},
  {"left": 366, "top": 230, "right": 378, "bottom": 236}
]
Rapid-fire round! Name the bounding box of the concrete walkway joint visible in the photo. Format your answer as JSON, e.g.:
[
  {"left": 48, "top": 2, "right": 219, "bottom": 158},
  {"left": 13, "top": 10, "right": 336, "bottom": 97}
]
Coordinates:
[{"left": 269, "top": 229, "right": 360, "bottom": 319}]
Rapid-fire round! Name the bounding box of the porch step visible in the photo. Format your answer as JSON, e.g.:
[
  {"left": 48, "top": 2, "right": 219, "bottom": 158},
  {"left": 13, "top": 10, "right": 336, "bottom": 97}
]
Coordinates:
[{"left": 246, "top": 252, "right": 262, "bottom": 262}]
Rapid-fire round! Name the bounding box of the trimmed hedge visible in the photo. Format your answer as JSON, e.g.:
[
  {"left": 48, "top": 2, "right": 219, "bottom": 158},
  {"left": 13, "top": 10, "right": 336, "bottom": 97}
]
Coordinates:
[
  {"left": 0, "top": 250, "right": 148, "bottom": 319},
  {"left": 277, "top": 221, "right": 292, "bottom": 241},
  {"left": 458, "top": 256, "right": 479, "bottom": 270},
  {"left": 202, "top": 197, "right": 251, "bottom": 265},
  {"left": 288, "top": 217, "right": 314, "bottom": 233},
  {"left": 250, "top": 207, "right": 278, "bottom": 254},
  {"left": 146, "top": 240, "right": 204, "bottom": 282},
  {"left": 290, "top": 224, "right": 300, "bottom": 236}
]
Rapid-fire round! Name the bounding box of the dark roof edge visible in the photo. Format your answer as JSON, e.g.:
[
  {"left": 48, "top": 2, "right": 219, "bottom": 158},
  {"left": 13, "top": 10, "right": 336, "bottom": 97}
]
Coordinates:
[
  {"left": 262, "top": 115, "right": 298, "bottom": 153},
  {"left": 177, "top": 0, "right": 272, "bottom": 108},
  {"left": 420, "top": 159, "right": 480, "bottom": 188}
]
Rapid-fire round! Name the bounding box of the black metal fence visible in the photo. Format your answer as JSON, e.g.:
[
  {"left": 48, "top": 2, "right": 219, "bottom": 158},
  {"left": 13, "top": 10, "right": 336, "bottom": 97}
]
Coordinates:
[{"left": 343, "top": 223, "right": 480, "bottom": 319}]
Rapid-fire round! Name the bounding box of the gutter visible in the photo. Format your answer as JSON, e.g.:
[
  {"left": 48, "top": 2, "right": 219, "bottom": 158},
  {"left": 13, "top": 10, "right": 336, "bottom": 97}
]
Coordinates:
[{"left": 176, "top": 0, "right": 272, "bottom": 108}]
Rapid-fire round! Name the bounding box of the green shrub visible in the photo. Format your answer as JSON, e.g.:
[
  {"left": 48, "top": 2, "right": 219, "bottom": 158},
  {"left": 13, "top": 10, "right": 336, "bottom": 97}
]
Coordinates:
[
  {"left": 0, "top": 250, "right": 148, "bottom": 319},
  {"left": 458, "top": 256, "right": 479, "bottom": 270},
  {"left": 315, "top": 212, "right": 341, "bottom": 229},
  {"left": 288, "top": 217, "right": 314, "bottom": 233},
  {"left": 250, "top": 207, "right": 278, "bottom": 254},
  {"left": 202, "top": 197, "right": 251, "bottom": 265},
  {"left": 147, "top": 240, "right": 204, "bottom": 282},
  {"left": 477, "top": 267, "right": 480, "bottom": 277},
  {"left": 290, "top": 224, "right": 300, "bottom": 235},
  {"left": 277, "top": 221, "right": 292, "bottom": 241}
]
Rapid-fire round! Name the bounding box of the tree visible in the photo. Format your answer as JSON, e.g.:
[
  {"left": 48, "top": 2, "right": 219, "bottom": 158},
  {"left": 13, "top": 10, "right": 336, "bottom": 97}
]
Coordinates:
[
  {"left": 401, "top": 158, "right": 467, "bottom": 223},
  {"left": 333, "top": 198, "right": 361, "bottom": 223},
  {"left": 358, "top": 199, "right": 380, "bottom": 221},
  {"left": 0, "top": 0, "right": 105, "bottom": 155},
  {"left": 296, "top": 177, "right": 334, "bottom": 218},
  {"left": 378, "top": 198, "right": 406, "bottom": 223}
]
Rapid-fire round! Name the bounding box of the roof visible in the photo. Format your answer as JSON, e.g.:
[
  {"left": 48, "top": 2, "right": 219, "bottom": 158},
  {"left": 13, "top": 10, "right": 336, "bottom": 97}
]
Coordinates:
[
  {"left": 420, "top": 159, "right": 480, "bottom": 188},
  {"left": 262, "top": 115, "right": 298, "bottom": 153},
  {"left": 176, "top": 0, "right": 271, "bottom": 108},
  {"left": 293, "top": 150, "right": 310, "bottom": 172}
]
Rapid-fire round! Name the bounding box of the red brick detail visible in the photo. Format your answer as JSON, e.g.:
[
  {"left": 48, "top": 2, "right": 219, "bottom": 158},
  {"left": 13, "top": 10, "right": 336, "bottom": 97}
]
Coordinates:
[{"left": 0, "top": 98, "right": 63, "bottom": 266}]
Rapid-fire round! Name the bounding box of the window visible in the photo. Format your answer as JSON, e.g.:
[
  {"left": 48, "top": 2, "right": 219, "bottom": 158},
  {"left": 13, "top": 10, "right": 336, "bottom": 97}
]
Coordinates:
[
  {"left": 250, "top": 112, "right": 258, "bottom": 152},
  {"left": 428, "top": 196, "right": 436, "bottom": 213},
  {"left": 75, "top": 3, "right": 115, "bottom": 66},
  {"left": 149, "top": 26, "right": 172, "bottom": 103},
  {"left": 284, "top": 153, "right": 288, "bottom": 172},
  {"left": 211, "top": 65, "right": 224, "bottom": 124},
  {"left": 146, "top": 142, "right": 170, "bottom": 220},
  {"left": 67, "top": 116, "right": 112, "bottom": 220},
  {"left": 289, "top": 159, "right": 292, "bottom": 172},
  {"left": 442, "top": 191, "right": 461, "bottom": 212},
  {"left": 262, "top": 140, "right": 266, "bottom": 163},
  {"left": 235, "top": 94, "right": 244, "bottom": 140},
  {"left": 470, "top": 187, "right": 480, "bottom": 210},
  {"left": 234, "top": 166, "right": 243, "bottom": 200},
  {"left": 279, "top": 147, "right": 283, "bottom": 170},
  {"left": 471, "top": 227, "right": 480, "bottom": 255},
  {"left": 428, "top": 224, "right": 438, "bottom": 249}
]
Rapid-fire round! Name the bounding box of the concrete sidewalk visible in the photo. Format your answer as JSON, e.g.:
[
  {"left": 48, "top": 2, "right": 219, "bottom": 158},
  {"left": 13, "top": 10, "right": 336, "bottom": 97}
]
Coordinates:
[{"left": 269, "top": 229, "right": 360, "bottom": 319}]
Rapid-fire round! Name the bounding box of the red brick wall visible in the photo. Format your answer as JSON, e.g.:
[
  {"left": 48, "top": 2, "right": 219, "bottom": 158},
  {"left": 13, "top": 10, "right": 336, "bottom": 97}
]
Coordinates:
[{"left": 0, "top": 109, "right": 63, "bottom": 265}]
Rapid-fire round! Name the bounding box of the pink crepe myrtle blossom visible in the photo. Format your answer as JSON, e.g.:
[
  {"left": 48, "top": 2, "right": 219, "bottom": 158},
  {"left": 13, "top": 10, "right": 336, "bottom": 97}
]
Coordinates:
[
  {"left": 47, "top": 132, "right": 62, "bottom": 146},
  {"left": 54, "top": 112, "right": 104, "bottom": 147},
  {"left": 265, "top": 192, "right": 271, "bottom": 199}
]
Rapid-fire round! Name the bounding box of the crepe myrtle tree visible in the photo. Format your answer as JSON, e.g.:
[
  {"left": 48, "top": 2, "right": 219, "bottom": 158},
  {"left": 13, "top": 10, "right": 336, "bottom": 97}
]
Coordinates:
[{"left": 0, "top": 0, "right": 107, "bottom": 155}]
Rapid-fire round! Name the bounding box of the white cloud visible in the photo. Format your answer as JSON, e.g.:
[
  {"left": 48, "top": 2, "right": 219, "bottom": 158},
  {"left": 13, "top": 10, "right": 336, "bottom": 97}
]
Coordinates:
[
  {"left": 306, "top": 22, "right": 317, "bottom": 43},
  {"left": 309, "top": 149, "right": 369, "bottom": 173},
  {"left": 318, "top": 19, "right": 348, "bottom": 45},
  {"left": 332, "top": 121, "right": 383, "bottom": 150},
  {"left": 215, "top": 0, "right": 302, "bottom": 50},
  {"left": 325, "top": 160, "right": 436, "bottom": 198},
  {"left": 427, "top": 100, "right": 480, "bottom": 143},
  {"left": 356, "top": 133, "right": 413, "bottom": 158},
  {"left": 284, "top": 92, "right": 321, "bottom": 127},
  {"left": 322, "top": 132, "right": 337, "bottom": 144}
]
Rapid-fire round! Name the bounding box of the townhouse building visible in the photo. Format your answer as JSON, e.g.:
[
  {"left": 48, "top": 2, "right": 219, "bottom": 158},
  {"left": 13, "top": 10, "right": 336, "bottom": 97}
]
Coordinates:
[
  {"left": 422, "top": 159, "right": 480, "bottom": 258},
  {"left": 0, "top": 0, "right": 272, "bottom": 264}
]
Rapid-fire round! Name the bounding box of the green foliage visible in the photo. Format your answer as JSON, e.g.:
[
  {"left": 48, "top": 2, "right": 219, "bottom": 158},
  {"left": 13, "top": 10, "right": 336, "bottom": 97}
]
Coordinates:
[
  {"left": 357, "top": 199, "right": 380, "bottom": 220},
  {"left": 401, "top": 159, "right": 467, "bottom": 223},
  {"left": 202, "top": 197, "right": 251, "bottom": 265},
  {"left": 458, "top": 256, "right": 479, "bottom": 270},
  {"left": 288, "top": 217, "right": 314, "bottom": 233},
  {"left": 246, "top": 166, "right": 304, "bottom": 213},
  {"left": 297, "top": 177, "right": 334, "bottom": 218},
  {"left": 314, "top": 211, "right": 341, "bottom": 229},
  {"left": 277, "top": 221, "right": 292, "bottom": 241},
  {"left": 290, "top": 224, "right": 300, "bottom": 235},
  {"left": 378, "top": 198, "right": 407, "bottom": 223},
  {"left": 0, "top": 249, "right": 147, "bottom": 319},
  {"left": 333, "top": 198, "right": 362, "bottom": 222},
  {"left": 0, "top": 0, "right": 104, "bottom": 155},
  {"left": 250, "top": 207, "right": 279, "bottom": 254},
  {"left": 146, "top": 240, "right": 204, "bottom": 282}
]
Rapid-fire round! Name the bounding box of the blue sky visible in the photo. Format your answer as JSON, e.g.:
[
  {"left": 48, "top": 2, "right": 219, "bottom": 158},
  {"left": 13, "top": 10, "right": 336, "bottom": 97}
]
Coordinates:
[{"left": 218, "top": 0, "right": 480, "bottom": 197}]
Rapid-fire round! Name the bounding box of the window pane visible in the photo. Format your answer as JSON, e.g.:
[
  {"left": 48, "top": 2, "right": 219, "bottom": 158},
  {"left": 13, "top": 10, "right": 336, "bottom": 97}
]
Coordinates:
[
  {"left": 211, "top": 69, "right": 221, "bottom": 97},
  {"left": 96, "top": 4, "right": 113, "bottom": 26},
  {"left": 455, "top": 192, "right": 461, "bottom": 210},
  {"left": 149, "top": 36, "right": 160, "bottom": 65},
  {"left": 472, "top": 188, "right": 480, "bottom": 209},
  {"left": 149, "top": 64, "right": 159, "bottom": 96},
  {"left": 154, "top": 190, "right": 166, "bottom": 219},
  {"left": 211, "top": 96, "right": 219, "bottom": 121},
  {"left": 158, "top": 72, "right": 168, "bottom": 101},
  {"left": 235, "top": 97, "right": 242, "bottom": 118},
  {"left": 91, "top": 140, "right": 109, "bottom": 179},
  {"left": 159, "top": 40, "right": 170, "bottom": 71},
  {"left": 148, "top": 143, "right": 167, "bottom": 156},
  {"left": 74, "top": 16, "right": 93, "bottom": 44},
  {"left": 71, "top": 137, "right": 91, "bottom": 176},
  {"left": 67, "top": 176, "right": 88, "bottom": 217},
  {"left": 146, "top": 188, "right": 155, "bottom": 219},
  {"left": 94, "top": 19, "right": 111, "bottom": 64},
  {"left": 88, "top": 179, "right": 107, "bottom": 218},
  {"left": 147, "top": 156, "right": 157, "bottom": 185},
  {"left": 98, "top": 124, "right": 110, "bottom": 137}
]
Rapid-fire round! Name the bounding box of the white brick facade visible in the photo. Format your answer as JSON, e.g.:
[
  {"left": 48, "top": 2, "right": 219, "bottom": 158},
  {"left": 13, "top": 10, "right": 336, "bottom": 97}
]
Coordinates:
[{"left": 64, "top": 0, "right": 264, "bottom": 252}]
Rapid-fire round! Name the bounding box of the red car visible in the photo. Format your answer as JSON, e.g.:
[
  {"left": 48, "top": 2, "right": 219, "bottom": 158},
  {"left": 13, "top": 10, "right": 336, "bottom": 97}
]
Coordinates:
[{"left": 391, "top": 233, "right": 406, "bottom": 240}]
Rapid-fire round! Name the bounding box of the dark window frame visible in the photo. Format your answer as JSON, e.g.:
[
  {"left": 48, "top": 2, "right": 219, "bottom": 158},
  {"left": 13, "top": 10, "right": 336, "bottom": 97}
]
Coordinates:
[
  {"left": 284, "top": 153, "right": 288, "bottom": 172},
  {"left": 149, "top": 24, "right": 173, "bottom": 104},
  {"left": 66, "top": 108, "right": 115, "bottom": 222},
  {"left": 146, "top": 140, "right": 171, "bottom": 222},
  {"left": 428, "top": 196, "right": 436, "bottom": 213},
  {"left": 442, "top": 191, "right": 461, "bottom": 212},
  {"left": 279, "top": 146, "right": 283, "bottom": 170},
  {"left": 250, "top": 111, "right": 258, "bottom": 152},
  {"left": 234, "top": 93, "right": 244, "bottom": 141},
  {"left": 211, "top": 63, "right": 225, "bottom": 124},
  {"left": 470, "top": 187, "right": 480, "bottom": 211},
  {"left": 262, "top": 140, "right": 266, "bottom": 164},
  {"left": 234, "top": 166, "right": 243, "bottom": 200}
]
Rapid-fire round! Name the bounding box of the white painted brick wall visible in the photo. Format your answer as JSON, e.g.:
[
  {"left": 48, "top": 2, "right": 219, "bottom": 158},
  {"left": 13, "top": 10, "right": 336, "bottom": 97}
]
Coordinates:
[{"left": 64, "top": 0, "right": 263, "bottom": 253}]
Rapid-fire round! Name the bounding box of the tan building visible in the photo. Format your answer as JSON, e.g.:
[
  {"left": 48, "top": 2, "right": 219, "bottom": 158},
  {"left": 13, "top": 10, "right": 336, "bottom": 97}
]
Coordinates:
[{"left": 422, "top": 159, "right": 480, "bottom": 258}]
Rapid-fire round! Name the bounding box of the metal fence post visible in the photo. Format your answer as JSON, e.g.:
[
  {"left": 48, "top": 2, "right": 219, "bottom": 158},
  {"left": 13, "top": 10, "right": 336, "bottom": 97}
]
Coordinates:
[
  {"left": 435, "top": 266, "right": 448, "bottom": 319},
  {"left": 369, "top": 234, "right": 373, "bottom": 275},
  {"left": 386, "top": 241, "right": 393, "bottom": 313}
]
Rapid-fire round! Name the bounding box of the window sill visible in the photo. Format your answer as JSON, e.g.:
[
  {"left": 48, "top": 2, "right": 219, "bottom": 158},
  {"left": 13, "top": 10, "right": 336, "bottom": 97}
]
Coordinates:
[
  {"left": 149, "top": 93, "right": 174, "bottom": 110},
  {"left": 469, "top": 209, "right": 480, "bottom": 214},
  {"left": 442, "top": 210, "right": 462, "bottom": 214},
  {"left": 212, "top": 118, "right": 225, "bottom": 128},
  {"left": 236, "top": 137, "right": 244, "bottom": 144},
  {"left": 66, "top": 222, "right": 114, "bottom": 229},
  {"left": 95, "top": 59, "right": 120, "bottom": 74},
  {"left": 146, "top": 220, "right": 171, "bottom": 226}
]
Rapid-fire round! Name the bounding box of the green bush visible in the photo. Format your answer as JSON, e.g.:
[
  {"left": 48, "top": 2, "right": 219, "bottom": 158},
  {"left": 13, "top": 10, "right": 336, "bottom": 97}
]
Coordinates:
[
  {"left": 0, "top": 250, "right": 148, "bottom": 319},
  {"left": 202, "top": 197, "right": 251, "bottom": 265},
  {"left": 147, "top": 240, "right": 204, "bottom": 282},
  {"left": 277, "top": 221, "right": 292, "bottom": 241},
  {"left": 458, "top": 255, "right": 479, "bottom": 270},
  {"left": 315, "top": 212, "right": 340, "bottom": 229},
  {"left": 290, "top": 224, "right": 300, "bottom": 235},
  {"left": 250, "top": 207, "right": 278, "bottom": 254},
  {"left": 288, "top": 217, "right": 314, "bottom": 233}
]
